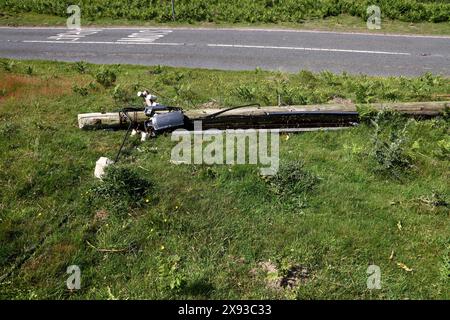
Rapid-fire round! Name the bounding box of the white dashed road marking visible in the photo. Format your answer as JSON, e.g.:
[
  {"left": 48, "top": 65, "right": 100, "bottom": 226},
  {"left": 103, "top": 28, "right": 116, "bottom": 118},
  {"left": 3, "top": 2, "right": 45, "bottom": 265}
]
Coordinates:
[
  {"left": 207, "top": 44, "right": 411, "bottom": 56},
  {"left": 47, "top": 29, "right": 102, "bottom": 42},
  {"left": 22, "top": 40, "right": 183, "bottom": 46},
  {"left": 117, "top": 30, "right": 172, "bottom": 44}
]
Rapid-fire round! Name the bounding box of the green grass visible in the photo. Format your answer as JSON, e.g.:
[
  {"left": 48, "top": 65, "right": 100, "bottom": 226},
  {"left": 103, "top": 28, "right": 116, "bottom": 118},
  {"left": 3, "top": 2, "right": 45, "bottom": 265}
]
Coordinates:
[
  {"left": 0, "top": 59, "right": 449, "bottom": 299},
  {"left": 1, "top": 11, "right": 449, "bottom": 36}
]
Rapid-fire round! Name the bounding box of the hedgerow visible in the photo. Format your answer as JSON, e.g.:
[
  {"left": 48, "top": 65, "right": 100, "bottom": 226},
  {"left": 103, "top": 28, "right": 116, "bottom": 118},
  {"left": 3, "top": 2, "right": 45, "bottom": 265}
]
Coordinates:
[{"left": 1, "top": 0, "right": 449, "bottom": 23}]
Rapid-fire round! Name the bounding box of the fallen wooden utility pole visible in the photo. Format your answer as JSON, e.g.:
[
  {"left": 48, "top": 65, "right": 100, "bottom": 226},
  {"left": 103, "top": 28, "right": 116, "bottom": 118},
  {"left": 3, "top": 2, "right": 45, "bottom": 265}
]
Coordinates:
[{"left": 78, "top": 101, "right": 449, "bottom": 130}]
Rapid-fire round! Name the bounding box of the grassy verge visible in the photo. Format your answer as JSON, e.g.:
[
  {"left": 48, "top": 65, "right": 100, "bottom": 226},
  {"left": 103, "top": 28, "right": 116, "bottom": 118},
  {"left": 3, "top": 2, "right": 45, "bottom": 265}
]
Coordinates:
[
  {"left": 0, "top": 11, "right": 449, "bottom": 36},
  {"left": 0, "top": 59, "right": 449, "bottom": 299}
]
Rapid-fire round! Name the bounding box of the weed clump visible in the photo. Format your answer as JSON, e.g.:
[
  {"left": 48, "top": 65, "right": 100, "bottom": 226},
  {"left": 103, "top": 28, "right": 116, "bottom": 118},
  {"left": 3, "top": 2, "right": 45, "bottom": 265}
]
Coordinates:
[
  {"left": 435, "top": 138, "right": 450, "bottom": 160},
  {"left": 234, "top": 84, "right": 258, "bottom": 102},
  {"left": 26, "top": 66, "right": 33, "bottom": 75},
  {"left": 157, "top": 255, "right": 186, "bottom": 293},
  {"left": 112, "top": 84, "right": 133, "bottom": 104},
  {"left": 1, "top": 60, "right": 16, "bottom": 72},
  {"left": 148, "top": 65, "right": 165, "bottom": 75},
  {"left": 95, "top": 67, "right": 116, "bottom": 88},
  {"left": 74, "top": 61, "right": 88, "bottom": 74},
  {"left": 72, "top": 82, "right": 97, "bottom": 96},
  {"left": 369, "top": 111, "right": 413, "bottom": 178},
  {"left": 0, "top": 122, "right": 18, "bottom": 139},
  {"left": 89, "top": 166, "right": 152, "bottom": 211},
  {"left": 72, "top": 84, "right": 89, "bottom": 96},
  {"left": 269, "top": 160, "right": 319, "bottom": 197}
]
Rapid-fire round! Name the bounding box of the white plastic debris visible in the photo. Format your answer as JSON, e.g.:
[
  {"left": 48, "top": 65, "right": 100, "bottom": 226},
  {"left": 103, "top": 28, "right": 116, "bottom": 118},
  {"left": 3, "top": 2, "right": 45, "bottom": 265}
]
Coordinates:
[
  {"left": 141, "top": 132, "right": 148, "bottom": 142},
  {"left": 144, "top": 95, "right": 157, "bottom": 107},
  {"left": 94, "top": 157, "right": 114, "bottom": 179}
]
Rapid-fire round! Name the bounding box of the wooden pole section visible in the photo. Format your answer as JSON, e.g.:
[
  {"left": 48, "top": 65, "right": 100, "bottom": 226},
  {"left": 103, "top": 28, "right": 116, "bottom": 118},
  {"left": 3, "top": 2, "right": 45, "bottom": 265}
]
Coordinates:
[
  {"left": 78, "top": 111, "right": 149, "bottom": 130},
  {"left": 186, "top": 101, "right": 449, "bottom": 118},
  {"left": 78, "top": 101, "right": 449, "bottom": 130}
]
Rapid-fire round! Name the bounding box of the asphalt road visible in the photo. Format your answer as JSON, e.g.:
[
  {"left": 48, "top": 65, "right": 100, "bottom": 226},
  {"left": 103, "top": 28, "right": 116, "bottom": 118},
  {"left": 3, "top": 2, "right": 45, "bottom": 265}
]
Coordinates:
[{"left": 0, "top": 27, "right": 449, "bottom": 76}]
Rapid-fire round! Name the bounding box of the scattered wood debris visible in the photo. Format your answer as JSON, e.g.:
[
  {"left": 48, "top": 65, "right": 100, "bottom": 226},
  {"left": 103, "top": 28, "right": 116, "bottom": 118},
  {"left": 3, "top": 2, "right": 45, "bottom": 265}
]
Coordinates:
[{"left": 397, "top": 262, "right": 413, "bottom": 272}]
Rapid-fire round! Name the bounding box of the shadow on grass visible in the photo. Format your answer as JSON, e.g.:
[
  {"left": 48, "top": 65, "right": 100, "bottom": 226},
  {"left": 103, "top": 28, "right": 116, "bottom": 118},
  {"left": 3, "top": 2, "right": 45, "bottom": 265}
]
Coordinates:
[{"left": 181, "top": 278, "right": 215, "bottom": 298}]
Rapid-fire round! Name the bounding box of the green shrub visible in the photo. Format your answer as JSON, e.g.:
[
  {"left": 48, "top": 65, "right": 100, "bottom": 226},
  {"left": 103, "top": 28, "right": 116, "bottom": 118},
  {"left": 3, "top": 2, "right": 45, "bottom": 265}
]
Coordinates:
[
  {"left": 369, "top": 111, "right": 413, "bottom": 178},
  {"left": 95, "top": 67, "right": 117, "bottom": 88},
  {"left": 72, "top": 84, "right": 89, "bottom": 96},
  {"left": 0, "top": 122, "right": 19, "bottom": 139},
  {"left": 26, "top": 66, "right": 33, "bottom": 75},
  {"left": 74, "top": 61, "right": 88, "bottom": 74},
  {"left": 173, "top": 83, "right": 197, "bottom": 106},
  {"left": 434, "top": 138, "right": 450, "bottom": 160},
  {"left": 157, "top": 255, "right": 186, "bottom": 293},
  {"left": 298, "top": 70, "right": 318, "bottom": 89},
  {"left": 112, "top": 84, "right": 132, "bottom": 104},
  {"left": 148, "top": 65, "right": 165, "bottom": 75},
  {"left": 1, "top": 60, "right": 15, "bottom": 72},
  {"left": 356, "top": 104, "right": 378, "bottom": 122},
  {"left": 234, "top": 84, "right": 258, "bottom": 102},
  {"left": 89, "top": 165, "right": 153, "bottom": 209},
  {"left": 1, "top": 0, "right": 448, "bottom": 23},
  {"left": 160, "top": 71, "right": 185, "bottom": 86},
  {"left": 269, "top": 160, "right": 319, "bottom": 196}
]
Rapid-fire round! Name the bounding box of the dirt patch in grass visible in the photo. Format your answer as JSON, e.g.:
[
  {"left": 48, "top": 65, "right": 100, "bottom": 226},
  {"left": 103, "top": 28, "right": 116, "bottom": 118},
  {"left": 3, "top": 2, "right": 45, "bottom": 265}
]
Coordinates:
[
  {"left": 254, "top": 260, "right": 310, "bottom": 291},
  {"left": 198, "top": 100, "right": 222, "bottom": 109},
  {"left": 93, "top": 209, "right": 109, "bottom": 223},
  {"left": 0, "top": 74, "right": 74, "bottom": 103},
  {"left": 328, "top": 96, "right": 353, "bottom": 105}
]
